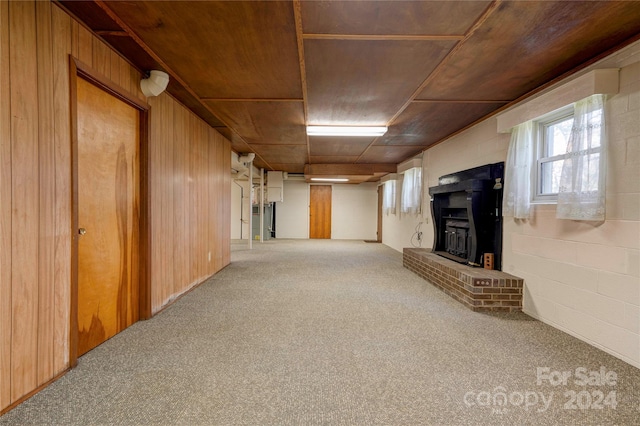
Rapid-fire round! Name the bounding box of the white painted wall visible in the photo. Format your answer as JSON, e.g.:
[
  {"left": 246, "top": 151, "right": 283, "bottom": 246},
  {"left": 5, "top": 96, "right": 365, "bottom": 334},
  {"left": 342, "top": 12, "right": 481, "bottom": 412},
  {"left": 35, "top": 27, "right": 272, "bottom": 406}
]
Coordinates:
[
  {"left": 275, "top": 180, "right": 309, "bottom": 238},
  {"left": 332, "top": 183, "right": 378, "bottom": 240},
  {"left": 509, "top": 46, "right": 640, "bottom": 368},
  {"left": 230, "top": 179, "right": 251, "bottom": 240},
  {"left": 382, "top": 171, "right": 433, "bottom": 252},
  {"left": 231, "top": 179, "right": 243, "bottom": 239},
  {"left": 383, "top": 40, "right": 640, "bottom": 368},
  {"left": 274, "top": 180, "right": 378, "bottom": 240}
]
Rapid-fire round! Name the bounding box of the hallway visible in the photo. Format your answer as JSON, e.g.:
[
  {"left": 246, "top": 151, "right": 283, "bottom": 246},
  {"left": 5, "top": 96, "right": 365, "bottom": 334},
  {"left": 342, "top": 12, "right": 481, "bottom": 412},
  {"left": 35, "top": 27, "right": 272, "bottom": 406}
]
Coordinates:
[{"left": 1, "top": 240, "right": 638, "bottom": 425}]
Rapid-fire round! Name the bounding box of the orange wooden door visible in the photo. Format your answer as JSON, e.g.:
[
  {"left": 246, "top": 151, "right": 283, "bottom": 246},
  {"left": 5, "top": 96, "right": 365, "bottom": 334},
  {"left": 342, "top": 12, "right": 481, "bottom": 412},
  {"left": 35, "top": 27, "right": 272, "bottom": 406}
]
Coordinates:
[
  {"left": 309, "top": 185, "right": 331, "bottom": 239},
  {"left": 76, "top": 78, "right": 140, "bottom": 356}
]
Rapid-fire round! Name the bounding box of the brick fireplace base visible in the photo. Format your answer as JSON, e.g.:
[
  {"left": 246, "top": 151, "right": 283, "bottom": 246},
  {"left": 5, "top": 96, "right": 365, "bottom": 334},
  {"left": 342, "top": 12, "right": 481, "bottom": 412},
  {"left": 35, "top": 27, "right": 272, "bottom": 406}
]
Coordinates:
[{"left": 403, "top": 248, "right": 523, "bottom": 312}]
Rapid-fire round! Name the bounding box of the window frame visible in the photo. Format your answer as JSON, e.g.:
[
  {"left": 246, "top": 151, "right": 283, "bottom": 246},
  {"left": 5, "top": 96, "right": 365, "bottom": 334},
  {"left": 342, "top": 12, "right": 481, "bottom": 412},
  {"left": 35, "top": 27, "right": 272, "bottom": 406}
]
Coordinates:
[{"left": 532, "top": 107, "right": 574, "bottom": 204}]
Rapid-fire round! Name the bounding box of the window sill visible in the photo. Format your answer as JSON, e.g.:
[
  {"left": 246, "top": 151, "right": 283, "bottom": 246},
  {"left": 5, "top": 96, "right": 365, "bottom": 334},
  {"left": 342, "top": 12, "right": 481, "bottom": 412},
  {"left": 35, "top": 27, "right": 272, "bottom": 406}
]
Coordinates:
[{"left": 530, "top": 199, "right": 557, "bottom": 205}]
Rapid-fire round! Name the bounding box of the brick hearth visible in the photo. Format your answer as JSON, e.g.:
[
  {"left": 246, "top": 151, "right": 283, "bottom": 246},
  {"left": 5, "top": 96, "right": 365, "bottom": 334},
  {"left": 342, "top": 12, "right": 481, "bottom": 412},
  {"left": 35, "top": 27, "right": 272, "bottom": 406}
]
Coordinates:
[{"left": 403, "top": 248, "right": 523, "bottom": 312}]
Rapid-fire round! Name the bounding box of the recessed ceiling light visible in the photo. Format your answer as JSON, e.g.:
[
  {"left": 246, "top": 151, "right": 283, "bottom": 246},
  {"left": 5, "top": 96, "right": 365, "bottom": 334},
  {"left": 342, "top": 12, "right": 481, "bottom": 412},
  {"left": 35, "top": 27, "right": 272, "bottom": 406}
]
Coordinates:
[
  {"left": 310, "top": 178, "right": 349, "bottom": 182},
  {"left": 306, "top": 125, "right": 387, "bottom": 137}
]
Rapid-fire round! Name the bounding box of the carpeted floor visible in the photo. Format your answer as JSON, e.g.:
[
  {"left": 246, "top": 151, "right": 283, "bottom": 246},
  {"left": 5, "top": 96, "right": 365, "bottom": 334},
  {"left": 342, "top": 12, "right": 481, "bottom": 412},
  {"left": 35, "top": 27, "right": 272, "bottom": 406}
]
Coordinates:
[{"left": 1, "top": 239, "right": 639, "bottom": 425}]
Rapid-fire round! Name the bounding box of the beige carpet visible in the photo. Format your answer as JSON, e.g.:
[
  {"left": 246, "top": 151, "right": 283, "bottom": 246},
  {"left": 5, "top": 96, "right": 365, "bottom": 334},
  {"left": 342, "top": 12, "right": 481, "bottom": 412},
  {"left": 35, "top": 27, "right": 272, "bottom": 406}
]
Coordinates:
[{"left": 1, "top": 239, "right": 639, "bottom": 425}]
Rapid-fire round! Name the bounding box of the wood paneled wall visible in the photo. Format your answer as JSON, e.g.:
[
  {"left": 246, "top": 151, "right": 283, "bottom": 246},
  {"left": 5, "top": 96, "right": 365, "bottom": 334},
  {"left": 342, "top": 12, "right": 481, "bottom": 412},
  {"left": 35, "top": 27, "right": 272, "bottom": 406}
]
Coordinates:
[
  {"left": 148, "top": 93, "right": 231, "bottom": 312},
  {"left": 0, "top": 1, "right": 231, "bottom": 412}
]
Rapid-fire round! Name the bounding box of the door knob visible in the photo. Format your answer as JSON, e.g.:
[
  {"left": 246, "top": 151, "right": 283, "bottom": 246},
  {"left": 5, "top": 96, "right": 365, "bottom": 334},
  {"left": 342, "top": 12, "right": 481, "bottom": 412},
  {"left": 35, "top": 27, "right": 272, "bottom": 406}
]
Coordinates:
[{"left": 78, "top": 228, "right": 87, "bottom": 236}]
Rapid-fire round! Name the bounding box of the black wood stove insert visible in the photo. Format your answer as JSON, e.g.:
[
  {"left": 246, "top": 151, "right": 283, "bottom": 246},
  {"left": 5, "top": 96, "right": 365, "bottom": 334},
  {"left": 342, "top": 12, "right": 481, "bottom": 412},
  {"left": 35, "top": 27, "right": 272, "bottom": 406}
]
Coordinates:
[{"left": 428, "top": 162, "right": 504, "bottom": 270}]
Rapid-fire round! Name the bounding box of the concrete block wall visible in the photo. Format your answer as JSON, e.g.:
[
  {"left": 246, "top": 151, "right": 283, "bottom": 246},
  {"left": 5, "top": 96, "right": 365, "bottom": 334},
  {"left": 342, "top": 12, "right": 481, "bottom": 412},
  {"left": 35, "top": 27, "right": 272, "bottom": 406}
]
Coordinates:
[
  {"left": 506, "top": 46, "right": 640, "bottom": 368},
  {"left": 383, "top": 40, "right": 640, "bottom": 368}
]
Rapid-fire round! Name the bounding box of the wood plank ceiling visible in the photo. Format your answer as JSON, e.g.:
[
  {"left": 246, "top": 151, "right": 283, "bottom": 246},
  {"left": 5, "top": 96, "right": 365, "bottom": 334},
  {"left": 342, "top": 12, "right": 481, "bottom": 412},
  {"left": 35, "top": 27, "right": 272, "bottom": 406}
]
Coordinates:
[{"left": 58, "top": 0, "right": 640, "bottom": 182}]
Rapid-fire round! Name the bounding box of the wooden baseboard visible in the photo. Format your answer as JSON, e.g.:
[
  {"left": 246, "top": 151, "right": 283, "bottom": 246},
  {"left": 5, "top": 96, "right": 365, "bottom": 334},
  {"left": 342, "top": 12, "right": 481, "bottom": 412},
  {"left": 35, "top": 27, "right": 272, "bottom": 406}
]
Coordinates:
[
  {"left": 0, "top": 369, "right": 70, "bottom": 416},
  {"left": 150, "top": 269, "right": 222, "bottom": 317}
]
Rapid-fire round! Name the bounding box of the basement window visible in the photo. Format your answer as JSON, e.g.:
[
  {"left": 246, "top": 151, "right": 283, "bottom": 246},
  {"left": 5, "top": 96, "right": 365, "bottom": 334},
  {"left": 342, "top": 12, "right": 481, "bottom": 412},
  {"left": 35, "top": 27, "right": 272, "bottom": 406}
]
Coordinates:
[
  {"left": 401, "top": 167, "right": 422, "bottom": 214},
  {"left": 382, "top": 179, "right": 397, "bottom": 215},
  {"left": 534, "top": 108, "right": 574, "bottom": 203},
  {"left": 533, "top": 101, "right": 603, "bottom": 206}
]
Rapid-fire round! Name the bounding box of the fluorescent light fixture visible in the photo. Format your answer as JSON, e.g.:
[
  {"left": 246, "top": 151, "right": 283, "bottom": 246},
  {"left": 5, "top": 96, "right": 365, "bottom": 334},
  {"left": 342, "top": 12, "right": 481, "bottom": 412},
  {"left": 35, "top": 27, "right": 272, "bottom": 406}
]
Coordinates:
[
  {"left": 310, "top": 178, "right": 349, "bottom": 182},
  {"left": 306, "top": 125, "right": 387, "bottom": 137}
]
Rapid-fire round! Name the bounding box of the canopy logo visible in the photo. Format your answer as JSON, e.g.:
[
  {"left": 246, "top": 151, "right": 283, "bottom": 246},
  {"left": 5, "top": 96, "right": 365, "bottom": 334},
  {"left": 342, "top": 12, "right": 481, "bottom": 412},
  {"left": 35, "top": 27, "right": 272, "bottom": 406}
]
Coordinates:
[{"left": 463, "top": 366, "right": 618, "bottom": 415}]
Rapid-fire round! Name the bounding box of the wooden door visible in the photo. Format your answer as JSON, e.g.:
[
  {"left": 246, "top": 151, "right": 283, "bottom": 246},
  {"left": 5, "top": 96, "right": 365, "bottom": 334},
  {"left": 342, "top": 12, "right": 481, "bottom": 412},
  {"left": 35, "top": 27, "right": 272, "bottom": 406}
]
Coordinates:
[
  {"left": 309, "top": 185, "right": 331, "bottom": 239},
  {"left": 76, "top": 78, "right": 140, "bottom": 356}
]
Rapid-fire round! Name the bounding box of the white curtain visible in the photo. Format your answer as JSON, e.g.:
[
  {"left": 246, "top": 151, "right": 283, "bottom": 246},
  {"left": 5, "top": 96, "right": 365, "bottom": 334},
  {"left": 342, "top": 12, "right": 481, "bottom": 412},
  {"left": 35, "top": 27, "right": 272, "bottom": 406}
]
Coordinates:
[
  {"left": 382, "top": 180, "right": 396, "bottom": 215},
  {"left": 504, "top": 121, "right": 534, "bottom": 219},
  {"left": 401, "top": 167, "right": 422, "bottom": 215},
  {"left": 557, "top": 94, "right": 606, "bottom": 221}
]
